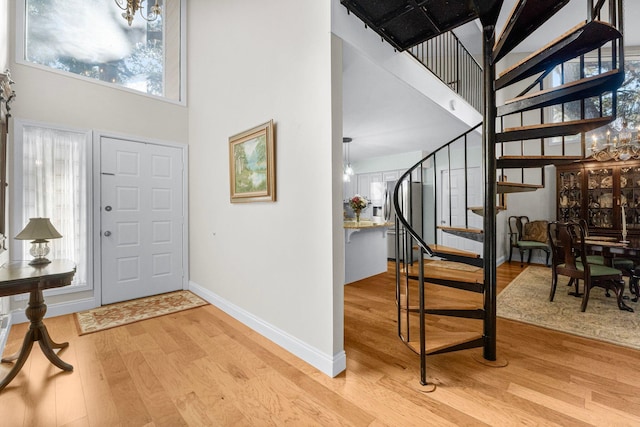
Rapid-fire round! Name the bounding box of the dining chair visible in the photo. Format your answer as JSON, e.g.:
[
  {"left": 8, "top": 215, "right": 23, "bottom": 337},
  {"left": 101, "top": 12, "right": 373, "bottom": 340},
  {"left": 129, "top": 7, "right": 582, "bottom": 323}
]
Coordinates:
[
  {"left": 574, "top": 218, "right": 605, "bottom": 265},
  {"left": 548, "top": 221, "right": 581, "bottom": 299},
  {"left": 575, "top": 218, "right": 635, "bottom": 274},
  {"left": 549, "top": 221, "right": 633, "bottom": 312},
  {"left": 508, "top": 215, "right": 550, "bottom": 266}
]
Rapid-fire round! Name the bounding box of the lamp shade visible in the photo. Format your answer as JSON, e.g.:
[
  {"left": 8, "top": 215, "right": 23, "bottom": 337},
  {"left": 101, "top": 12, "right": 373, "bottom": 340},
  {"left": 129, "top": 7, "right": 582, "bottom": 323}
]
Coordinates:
[{"left": 15, "top": 218, "right": 62, "bottom": 241}]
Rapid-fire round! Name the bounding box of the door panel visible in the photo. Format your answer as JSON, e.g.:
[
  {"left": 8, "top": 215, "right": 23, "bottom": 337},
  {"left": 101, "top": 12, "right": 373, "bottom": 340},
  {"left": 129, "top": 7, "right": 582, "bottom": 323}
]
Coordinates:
[{"left": 101, "top": 137, "right": 184, "bottom": 304}]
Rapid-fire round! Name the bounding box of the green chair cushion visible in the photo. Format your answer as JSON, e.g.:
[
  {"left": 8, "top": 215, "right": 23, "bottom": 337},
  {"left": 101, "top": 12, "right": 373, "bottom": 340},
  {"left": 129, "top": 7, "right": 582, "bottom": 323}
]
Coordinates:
[
  {"left": 517, "top": 240, "right": 549, "bottom": 249},
  {"left": 560, "top": 262, "right": 621, "bottom": 277},
  {"left": 586, "top": 255, "right": 605, "bottom": 265}
]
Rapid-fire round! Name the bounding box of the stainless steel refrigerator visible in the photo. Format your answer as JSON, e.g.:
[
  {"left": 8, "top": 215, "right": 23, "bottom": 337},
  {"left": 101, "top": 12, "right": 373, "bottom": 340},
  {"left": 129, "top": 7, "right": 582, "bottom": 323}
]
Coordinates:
[{"left": 382, "top": 180, "right": 423, "bottom": 262}]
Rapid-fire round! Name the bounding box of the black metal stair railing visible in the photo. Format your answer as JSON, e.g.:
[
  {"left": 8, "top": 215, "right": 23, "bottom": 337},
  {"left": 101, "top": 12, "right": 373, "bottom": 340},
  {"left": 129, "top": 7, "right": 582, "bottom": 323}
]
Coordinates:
[
  {"left": 409, "top": 31, "right": 483, "bottom": 112},
  {"left": 392, "top": 123, "right": 485, "bottom": 386},
  {"left": 392, "top": 122, "right": 483, "bottom": 264}
]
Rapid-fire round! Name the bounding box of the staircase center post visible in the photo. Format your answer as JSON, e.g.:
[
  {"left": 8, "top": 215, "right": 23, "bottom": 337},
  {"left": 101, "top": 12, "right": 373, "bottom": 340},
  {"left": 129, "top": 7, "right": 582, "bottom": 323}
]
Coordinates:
[{"left": 482, "top": 24, "right": 498, "bottom": 361}]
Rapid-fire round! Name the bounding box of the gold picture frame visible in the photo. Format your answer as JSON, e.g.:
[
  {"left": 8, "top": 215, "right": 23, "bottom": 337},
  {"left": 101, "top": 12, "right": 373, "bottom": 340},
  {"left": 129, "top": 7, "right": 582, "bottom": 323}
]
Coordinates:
[{"left": 229, "top": 120, "right": 276, "bottom": 203}]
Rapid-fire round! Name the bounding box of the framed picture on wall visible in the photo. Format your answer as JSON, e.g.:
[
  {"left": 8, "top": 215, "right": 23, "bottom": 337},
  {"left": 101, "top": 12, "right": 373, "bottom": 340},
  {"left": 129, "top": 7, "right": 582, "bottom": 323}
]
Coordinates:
[{"left": 229, "top": 120, "right": 276, "bottom": 203}]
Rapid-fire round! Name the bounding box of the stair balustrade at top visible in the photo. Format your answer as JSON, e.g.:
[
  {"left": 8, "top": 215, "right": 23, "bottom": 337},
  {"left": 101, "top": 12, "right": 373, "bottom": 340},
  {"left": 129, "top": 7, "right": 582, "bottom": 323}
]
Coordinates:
[{"left": 408, "top": 31, "right": 483, "bottom": 112}]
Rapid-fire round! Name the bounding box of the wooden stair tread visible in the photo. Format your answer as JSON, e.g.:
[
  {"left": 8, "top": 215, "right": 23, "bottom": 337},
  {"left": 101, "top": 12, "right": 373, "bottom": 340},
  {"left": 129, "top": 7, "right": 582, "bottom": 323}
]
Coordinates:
[
  {"left": 496, "top": 21, "right": 621, "bottom": 90},
  {"left": 497, "top": 116, "right": 614, "bottom": 142},
  {"left": 397, "top": 294, "right": 480, "bottom": 311},
  {"left": 437, "top": 226, "right": 483, "bottom": 234},
  {"left": 497, "top": 182, "right": 544, "bottom": 193},
  {"left": 493, "top": 0, "right": 571, "bottom": 62},
  {"left": 497, "top": 156, "right": 583, "bottom": 169},
  {"left": 406, "top": 332, "right": 483, "bottom": 355},
  {"left": 437, "top": 226, "right": 484, "bottom": 242},
  {"left": 400, "top": 265, "right": 484, "bottom": 285},
  {"left": 428, "top": 244, "right": 481, "bottom": 259},
  {"left": 468, "top": 206, "right": 506, "bottom": 216},
  {"left": 498, "top": 69, "right": 624, "bottom": 116}
]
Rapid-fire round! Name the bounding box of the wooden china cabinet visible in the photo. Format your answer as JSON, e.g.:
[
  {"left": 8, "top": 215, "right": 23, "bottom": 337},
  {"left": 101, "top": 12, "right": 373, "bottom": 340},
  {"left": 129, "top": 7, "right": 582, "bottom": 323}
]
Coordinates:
[{"left": 556, "top": 159, "right": 640, "bottom": 245}]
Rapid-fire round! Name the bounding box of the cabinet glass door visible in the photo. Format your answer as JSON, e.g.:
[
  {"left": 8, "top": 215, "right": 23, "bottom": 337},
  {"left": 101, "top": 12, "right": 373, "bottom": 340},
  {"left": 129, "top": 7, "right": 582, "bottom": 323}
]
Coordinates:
[
  {"left": 587, "top": 167, "right": 614, "bottom": 229},
  {"left": 623, "top": 167, "right": 640, "bottom": 230},
  {"left": 558, "top": 170, "right": 582, "bottom": 222}
]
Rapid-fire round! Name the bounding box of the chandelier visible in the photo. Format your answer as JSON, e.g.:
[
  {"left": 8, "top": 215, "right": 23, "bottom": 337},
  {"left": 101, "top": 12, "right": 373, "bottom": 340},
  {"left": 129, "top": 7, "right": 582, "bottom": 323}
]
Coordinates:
[
  {"left": 115, "top": 0, "right": 162, "bottom": 26},
  {"left": 589, "top": 121, "right": 640, "bottom": 162}
]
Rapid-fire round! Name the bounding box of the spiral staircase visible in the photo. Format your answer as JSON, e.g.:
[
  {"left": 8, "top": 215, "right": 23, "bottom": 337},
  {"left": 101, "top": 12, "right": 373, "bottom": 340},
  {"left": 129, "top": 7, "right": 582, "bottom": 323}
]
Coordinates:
[{"left": 340, "top": 0, "right": 626, "bottom": 385}]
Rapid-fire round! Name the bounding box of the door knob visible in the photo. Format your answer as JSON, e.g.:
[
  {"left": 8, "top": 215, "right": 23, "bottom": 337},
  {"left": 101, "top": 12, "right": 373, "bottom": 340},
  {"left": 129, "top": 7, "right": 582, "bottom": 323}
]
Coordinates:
[
  {"left": 105, "top": 206, "right": 112, "bottom": 211},
  {"left": 104, "top": 231, "right": 112, "bottom": 237}
]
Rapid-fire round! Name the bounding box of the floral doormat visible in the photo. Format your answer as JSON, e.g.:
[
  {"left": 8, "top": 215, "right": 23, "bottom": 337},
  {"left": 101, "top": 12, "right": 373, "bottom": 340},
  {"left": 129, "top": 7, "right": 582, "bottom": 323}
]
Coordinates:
[
  {"left": 497, "top": 266, "right": 640, "bottom": 350},
  {"left": 75, "top": 290, "right": 208, "bottom": 335}
]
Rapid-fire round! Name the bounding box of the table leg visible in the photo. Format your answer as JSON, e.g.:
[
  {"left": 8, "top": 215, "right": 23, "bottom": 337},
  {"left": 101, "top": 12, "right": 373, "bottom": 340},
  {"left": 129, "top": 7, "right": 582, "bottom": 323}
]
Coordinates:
[
  {"left": 27, "top": 290, "right": 73, "bottom": 371},
  {"left": 613, "top": 280, "right": 634, "bottom": 312},
  {"left": 0, "top": 329, "right": 36, "bottom": 391},
  {"left": 0, "top": 289, "right": 72, "bottom": 391},
  {"left": 37, "top": 324, "right": 72, "bottom": 371}
]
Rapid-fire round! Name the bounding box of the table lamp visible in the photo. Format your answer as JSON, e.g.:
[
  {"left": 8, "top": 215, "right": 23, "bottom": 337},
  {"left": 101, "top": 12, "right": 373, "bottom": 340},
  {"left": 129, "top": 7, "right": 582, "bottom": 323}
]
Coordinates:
[{"left": 15, "top": 218, "right": 62, "bottom": 265}]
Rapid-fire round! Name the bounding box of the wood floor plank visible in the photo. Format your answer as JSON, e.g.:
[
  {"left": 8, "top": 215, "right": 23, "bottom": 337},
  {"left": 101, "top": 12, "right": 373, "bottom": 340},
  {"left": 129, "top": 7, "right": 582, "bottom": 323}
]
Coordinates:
[
  {"left": 121, "top": 350, "right": 188, "bottom": 426},
  {"left": 98, "top": 348, "right": 153, "bottom": 425},
  {"left": 3, "top": 261, "right": 640, "bottom": 425},
  {"left": 72, "top": 335, "right": 121, "bottom": 427},
  {"left": 53, "top": 344, "right": 87, "bottom": 426}
]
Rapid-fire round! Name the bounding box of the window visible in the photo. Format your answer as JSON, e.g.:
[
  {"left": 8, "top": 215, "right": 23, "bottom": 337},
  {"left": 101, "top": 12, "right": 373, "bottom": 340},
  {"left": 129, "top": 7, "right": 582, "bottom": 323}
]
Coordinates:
[
  {"left": 13, "top": 122, "right": 91, "bottom": 289},
  {"left": 18, "top": 0, "right": 184, "bottom": 102},
  {"left": 549, "top": 49, "right": 640, "bottom": 136}
]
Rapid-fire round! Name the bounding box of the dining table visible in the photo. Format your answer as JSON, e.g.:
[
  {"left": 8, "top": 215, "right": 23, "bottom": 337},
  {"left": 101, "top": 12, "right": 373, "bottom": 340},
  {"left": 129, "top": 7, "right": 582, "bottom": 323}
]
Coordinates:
[
  {"left": 583, "top": 238, "right": 640, "bottom": 261},
  {"left": 583, "top": 238, "right": 640, "bottom": 302}
]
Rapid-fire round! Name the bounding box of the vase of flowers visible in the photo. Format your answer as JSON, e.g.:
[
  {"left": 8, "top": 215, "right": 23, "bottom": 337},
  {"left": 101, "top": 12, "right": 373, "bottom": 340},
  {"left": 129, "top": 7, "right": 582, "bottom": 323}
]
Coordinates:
[{"left": 349, "top": 194, "right": 368, "bottom": 222}]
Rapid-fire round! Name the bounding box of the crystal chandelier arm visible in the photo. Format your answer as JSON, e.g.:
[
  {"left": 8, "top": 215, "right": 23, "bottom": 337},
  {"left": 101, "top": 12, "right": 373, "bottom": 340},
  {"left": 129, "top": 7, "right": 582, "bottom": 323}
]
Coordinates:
[
  {"left": 140, "top": 0, "right": 162, "bottom": 22},
  {"left": 114, "top": 0, "right": 161, "bottom": 26},
  {"left": 114, "top": 0, "right": 128, "bottom": 11}
]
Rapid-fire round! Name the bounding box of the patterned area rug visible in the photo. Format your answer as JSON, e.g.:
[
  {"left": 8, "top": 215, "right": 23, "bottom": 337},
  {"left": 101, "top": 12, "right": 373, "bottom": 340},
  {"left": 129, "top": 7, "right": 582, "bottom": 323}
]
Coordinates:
[
  {"left": 75, "top": 290, "right": 208, "bottom": 335},
  {"left": 498, "top": 266, "right": 640, "bottom": 350},
  {"left": 426, "top": 260, "right": 482, "bottom": 272}
]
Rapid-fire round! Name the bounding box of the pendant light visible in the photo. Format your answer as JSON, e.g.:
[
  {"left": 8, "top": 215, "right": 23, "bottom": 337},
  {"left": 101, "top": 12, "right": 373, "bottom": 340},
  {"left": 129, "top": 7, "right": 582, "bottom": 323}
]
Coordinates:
[{"left": 343, "top": 137, "right": 354, "bottom": 182}]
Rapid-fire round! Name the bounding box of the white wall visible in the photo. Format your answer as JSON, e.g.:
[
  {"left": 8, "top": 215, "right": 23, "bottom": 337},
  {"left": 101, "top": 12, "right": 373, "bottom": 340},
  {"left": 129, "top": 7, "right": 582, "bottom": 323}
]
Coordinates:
[
  {"left": 187, "top": 1, "right": 344, "bottom": 376},
  {"left": 0, "top": 0, "right": 7, "bottom": 70}
]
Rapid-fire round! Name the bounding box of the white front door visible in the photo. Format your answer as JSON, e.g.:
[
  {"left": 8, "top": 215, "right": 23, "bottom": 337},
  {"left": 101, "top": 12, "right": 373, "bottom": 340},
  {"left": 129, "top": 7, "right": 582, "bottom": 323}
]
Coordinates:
[{"left": 101, "top": 137, "right": 184, "bottom": 304}]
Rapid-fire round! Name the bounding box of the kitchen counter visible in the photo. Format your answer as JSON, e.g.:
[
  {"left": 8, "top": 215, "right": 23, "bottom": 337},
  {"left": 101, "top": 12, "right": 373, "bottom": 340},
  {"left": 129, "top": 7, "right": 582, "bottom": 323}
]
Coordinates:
[
  {"left": 344, "top": 220, "right": 393, "bottom": 284},
  {"left": 343, "top": 220, "right": 393, "bottom": 229}
]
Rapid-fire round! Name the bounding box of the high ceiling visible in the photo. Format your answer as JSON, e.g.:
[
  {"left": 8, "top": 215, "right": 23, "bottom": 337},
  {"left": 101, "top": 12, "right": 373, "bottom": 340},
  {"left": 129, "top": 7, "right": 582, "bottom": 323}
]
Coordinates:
[{"left": 342, "top": 0, "right": 639, "bottom": 163}]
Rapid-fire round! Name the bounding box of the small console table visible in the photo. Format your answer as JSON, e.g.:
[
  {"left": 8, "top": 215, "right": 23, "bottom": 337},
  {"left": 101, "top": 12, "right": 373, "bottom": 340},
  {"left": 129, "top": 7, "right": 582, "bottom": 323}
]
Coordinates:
[{"left": 0, "top": 259, "right": 76, "bottom": 392}]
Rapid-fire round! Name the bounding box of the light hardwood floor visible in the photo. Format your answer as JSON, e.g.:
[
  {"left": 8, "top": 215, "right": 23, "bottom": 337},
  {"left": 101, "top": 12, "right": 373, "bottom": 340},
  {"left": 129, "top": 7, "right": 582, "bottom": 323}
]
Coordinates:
[{"left": 1, "top": 261, "right": 640, "bottom": 426}]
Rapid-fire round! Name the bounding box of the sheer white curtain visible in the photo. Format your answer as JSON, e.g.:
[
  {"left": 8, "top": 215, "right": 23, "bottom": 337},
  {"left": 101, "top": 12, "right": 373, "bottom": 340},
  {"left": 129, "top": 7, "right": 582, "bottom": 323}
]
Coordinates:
[{"left": 21, "top": 125, "right": 88, "bottom": 286}]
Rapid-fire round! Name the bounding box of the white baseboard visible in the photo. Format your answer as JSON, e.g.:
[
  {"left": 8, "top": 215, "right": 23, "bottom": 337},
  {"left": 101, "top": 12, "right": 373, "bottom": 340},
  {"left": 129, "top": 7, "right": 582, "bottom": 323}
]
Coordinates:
[{"left": 189, "top": 280, "right": 346, "bottom": 378}]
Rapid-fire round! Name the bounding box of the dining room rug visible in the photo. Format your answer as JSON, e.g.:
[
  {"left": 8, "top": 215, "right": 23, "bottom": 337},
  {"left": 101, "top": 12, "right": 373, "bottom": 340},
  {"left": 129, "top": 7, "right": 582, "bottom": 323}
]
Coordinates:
[
  {"left": 426, "top": 259, "right": 482, "bottom": 272},
  {"left": 497, "top": 266, "right": 640, "bottom": 350},
  {"left": 75, "top": 290, "right": 208, "bottom": 335}
]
